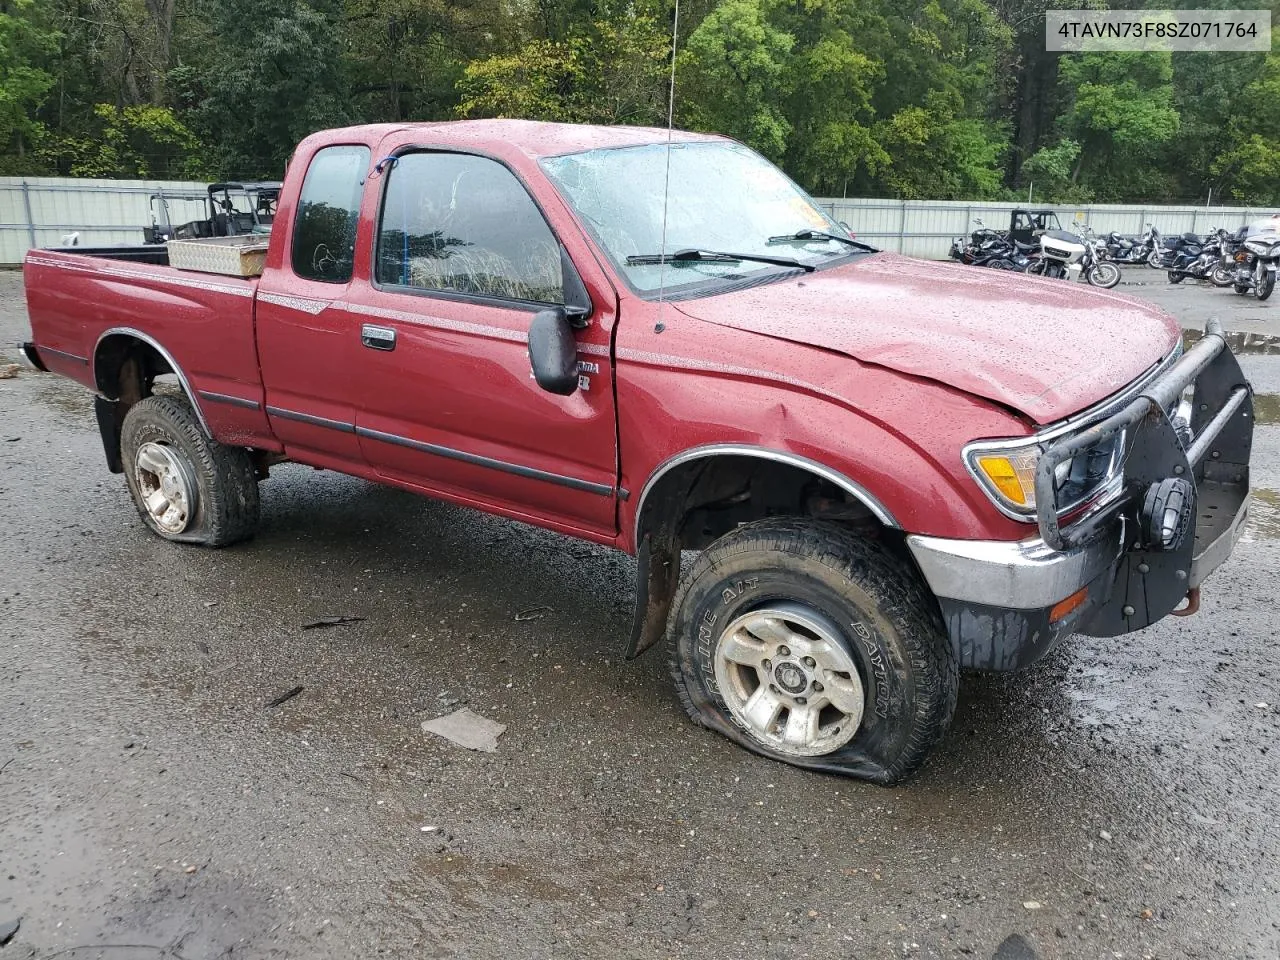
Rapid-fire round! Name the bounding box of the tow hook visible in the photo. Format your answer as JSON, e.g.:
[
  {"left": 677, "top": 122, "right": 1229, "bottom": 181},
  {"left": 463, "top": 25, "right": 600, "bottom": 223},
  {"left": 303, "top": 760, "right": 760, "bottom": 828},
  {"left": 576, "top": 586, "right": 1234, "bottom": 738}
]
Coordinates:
[{"left": 1171, "top": 587, "right": 1201, "bottom": 617}]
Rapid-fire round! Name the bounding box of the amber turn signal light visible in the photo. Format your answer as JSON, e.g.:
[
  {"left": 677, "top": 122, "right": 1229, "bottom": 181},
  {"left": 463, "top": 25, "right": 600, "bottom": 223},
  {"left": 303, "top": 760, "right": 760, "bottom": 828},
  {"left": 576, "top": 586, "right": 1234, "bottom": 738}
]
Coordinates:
[{"left": 1049, "top": 586, "right": 1089, "bottom": 623}]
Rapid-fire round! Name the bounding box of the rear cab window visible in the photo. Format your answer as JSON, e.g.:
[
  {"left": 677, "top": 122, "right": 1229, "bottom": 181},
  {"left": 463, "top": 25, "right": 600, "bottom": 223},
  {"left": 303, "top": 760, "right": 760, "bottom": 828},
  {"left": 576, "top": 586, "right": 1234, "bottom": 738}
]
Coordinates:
[{"left": 291, "top": 145, "right": 371, "bottom": 283}]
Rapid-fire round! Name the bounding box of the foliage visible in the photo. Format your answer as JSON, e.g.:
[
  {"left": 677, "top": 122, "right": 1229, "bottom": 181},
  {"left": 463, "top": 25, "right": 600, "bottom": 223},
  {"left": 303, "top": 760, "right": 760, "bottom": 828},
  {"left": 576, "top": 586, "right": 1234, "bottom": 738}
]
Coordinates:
[
  {"left": 0, "top": 0, "right": 57, "bottom": 173},
  {"left": 1210, "top": 54, "right": 1280, "bottom": 205},
  {"left": 39, "top": 103, "right": 205, "bottom": 178},
  {"left": 458, "top": 12, "right": 670, "bottom": 126},
  {"left": 0, "top": 0, "right": 1274, "bottom": 205},
  {"left": 172, "top": 0, "right": 351, "bottom": 179},
  {"left": 680, "top": 0, "right": 794, "bottom": 161}
]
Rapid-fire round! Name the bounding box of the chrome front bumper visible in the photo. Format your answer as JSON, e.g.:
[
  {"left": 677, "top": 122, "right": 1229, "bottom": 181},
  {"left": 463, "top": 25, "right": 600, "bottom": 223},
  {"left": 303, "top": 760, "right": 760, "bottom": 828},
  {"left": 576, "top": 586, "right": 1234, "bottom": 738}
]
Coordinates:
[{"left": 907, "top": 520, "right": 1125, "bottom": 611}]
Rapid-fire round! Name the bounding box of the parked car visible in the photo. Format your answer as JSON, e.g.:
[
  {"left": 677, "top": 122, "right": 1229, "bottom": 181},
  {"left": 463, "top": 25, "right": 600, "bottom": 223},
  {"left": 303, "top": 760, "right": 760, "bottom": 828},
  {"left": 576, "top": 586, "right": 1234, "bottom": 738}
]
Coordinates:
[{"left": 19, "top": 121, "right": 1253, "bottom": 783}]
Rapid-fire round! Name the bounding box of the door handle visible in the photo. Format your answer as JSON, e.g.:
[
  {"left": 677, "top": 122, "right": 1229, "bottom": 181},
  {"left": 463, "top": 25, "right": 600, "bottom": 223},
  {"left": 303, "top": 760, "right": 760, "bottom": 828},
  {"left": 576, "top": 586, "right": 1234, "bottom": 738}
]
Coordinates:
[{"left": 361, "top": 324, "right": 396, "bottom": 351}]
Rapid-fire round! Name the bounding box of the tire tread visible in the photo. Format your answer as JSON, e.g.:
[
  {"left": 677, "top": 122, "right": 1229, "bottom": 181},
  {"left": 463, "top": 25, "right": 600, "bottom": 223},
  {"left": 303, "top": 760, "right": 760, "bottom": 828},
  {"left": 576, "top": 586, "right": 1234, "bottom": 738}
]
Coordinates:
[{"left": 668, "top": 518, "right": 957, "bottom": 783}]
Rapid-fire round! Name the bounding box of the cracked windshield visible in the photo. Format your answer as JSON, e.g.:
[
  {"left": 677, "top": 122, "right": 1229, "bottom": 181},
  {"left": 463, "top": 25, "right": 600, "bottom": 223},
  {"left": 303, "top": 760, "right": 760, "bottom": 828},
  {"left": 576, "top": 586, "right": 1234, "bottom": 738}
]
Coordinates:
[{"left": 543, "top": 141, "right": 858, "bottom": 293}]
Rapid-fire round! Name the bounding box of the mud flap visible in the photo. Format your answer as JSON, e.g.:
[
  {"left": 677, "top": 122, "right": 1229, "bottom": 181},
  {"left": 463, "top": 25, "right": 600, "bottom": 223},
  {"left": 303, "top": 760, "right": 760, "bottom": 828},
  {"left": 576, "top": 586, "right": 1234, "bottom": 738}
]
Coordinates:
[
  {"left": 624, "top": 535, "right": 680, "bottom": 660},
  {"left": 94, "top": 395, "right": 126, "bottom": 474}
]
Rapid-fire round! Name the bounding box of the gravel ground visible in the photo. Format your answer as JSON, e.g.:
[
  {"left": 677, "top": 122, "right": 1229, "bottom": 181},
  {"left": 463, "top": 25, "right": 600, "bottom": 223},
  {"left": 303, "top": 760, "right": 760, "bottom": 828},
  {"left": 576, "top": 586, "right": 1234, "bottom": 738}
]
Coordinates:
[{"left": 1, "top": 266, "right": 1278, "bottom": 960}]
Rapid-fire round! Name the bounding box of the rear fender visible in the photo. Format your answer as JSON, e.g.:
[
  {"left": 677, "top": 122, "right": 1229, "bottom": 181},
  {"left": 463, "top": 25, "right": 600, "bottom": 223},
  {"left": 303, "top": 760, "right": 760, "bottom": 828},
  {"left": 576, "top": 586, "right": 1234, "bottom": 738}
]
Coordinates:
[{"left": 91, "top": 328, "right": 210, "bottom": 473}]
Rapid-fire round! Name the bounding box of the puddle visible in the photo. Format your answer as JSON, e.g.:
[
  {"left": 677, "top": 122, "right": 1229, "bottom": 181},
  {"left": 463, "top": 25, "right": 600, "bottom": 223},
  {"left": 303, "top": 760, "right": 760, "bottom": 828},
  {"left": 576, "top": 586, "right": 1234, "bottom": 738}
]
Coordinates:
[
  {"left": 1183, "top": 329, "right": 1280, "bottom": 355},
  {"left": 1243, "top": 487, "right": 1280, "bottom": 542},
  {"left": 1253, "top": 393, "right": 1280, "bottom": 424}
]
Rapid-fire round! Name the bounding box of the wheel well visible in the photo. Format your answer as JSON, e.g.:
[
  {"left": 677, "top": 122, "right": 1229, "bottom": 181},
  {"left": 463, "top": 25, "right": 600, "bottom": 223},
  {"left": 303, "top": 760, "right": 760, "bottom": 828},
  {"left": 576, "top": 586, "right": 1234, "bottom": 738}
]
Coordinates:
[
  {"left": 624, "top": 453, "right": 900, "bottom": 660},
  {"left": 636, "top": 454, "right": 890, "bottom": 551},
  {"left": 94, "top": 334, "right": 173, "bottom": 402},
  {"left": 91, "top": 334, "right": 194, "bottom": 474}
]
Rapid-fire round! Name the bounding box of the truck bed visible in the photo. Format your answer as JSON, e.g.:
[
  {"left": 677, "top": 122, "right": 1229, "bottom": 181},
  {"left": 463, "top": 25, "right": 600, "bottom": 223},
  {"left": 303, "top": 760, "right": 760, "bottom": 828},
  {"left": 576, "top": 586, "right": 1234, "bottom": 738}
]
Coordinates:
[{"left": 22, "top": 246, "right": 271, "bottom": 447}]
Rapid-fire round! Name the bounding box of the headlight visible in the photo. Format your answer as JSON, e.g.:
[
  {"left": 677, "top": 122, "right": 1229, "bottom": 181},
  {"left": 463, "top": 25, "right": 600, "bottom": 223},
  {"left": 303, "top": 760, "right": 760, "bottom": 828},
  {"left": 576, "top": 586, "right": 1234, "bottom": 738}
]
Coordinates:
[
  {"left": 965, "top": 432, "right": 1126, "bottom": 519},
  {"left": 1245, "top": 240, "right": 1270, "bottom": 255}
]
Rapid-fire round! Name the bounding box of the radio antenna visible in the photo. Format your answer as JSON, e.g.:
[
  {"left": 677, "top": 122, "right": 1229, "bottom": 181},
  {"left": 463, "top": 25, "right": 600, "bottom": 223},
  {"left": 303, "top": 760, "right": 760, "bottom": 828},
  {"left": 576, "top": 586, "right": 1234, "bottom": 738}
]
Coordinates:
[{"left": 654, "top": 0, "right": 680, "bottom": 333}]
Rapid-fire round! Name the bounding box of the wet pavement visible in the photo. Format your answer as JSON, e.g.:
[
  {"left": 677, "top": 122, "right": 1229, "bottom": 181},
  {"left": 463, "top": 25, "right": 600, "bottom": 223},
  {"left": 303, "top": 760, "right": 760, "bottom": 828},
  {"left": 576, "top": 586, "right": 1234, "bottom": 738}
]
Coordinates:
[{"left": 1, "top": 268, "right": 1278, "bottom": 959}]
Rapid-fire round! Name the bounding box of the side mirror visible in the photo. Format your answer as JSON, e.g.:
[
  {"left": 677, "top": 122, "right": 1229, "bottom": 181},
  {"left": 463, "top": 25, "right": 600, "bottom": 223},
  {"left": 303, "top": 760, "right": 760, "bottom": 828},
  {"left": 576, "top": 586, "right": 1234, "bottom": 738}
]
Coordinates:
[{"left": 529, "top": 307, "right": 579, "bottom": 396}]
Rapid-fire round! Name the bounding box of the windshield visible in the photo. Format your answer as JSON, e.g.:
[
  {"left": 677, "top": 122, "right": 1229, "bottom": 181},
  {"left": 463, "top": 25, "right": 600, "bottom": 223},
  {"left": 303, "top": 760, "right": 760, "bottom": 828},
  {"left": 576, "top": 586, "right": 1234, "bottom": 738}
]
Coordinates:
[{"left": 541, "top": 141, "right": 857, "bottom": 295}]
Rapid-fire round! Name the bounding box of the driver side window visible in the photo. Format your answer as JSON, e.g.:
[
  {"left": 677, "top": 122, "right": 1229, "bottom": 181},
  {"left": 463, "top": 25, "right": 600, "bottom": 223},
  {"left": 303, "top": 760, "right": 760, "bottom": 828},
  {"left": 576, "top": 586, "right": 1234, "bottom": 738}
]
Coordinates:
[
  {"left": 291, "top": 145, "right": 370, "bottom": 283},
  {"left": 375, "top": 152, "right": 564, "bottom": 305}
]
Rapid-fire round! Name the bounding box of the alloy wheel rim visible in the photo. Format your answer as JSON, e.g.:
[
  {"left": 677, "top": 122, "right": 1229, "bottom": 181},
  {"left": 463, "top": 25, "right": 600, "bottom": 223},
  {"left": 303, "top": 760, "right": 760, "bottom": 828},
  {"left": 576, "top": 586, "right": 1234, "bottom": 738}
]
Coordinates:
[
  {"left": 713, "top": 602, "right": 865, "bottom": 757},
  {"left": 134, "top": 441, "right": 197, "bottom": 534}
]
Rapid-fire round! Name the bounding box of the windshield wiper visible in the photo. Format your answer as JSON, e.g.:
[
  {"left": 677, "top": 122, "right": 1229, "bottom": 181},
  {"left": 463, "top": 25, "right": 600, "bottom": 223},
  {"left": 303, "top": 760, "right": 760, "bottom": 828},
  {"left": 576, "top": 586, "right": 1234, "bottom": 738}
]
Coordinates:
[
  {"left": 625, "top": 248, "right": 815, "bottom": 273},
  {"left": 766, "top": 229, "right": 879, "bottom": 253}
]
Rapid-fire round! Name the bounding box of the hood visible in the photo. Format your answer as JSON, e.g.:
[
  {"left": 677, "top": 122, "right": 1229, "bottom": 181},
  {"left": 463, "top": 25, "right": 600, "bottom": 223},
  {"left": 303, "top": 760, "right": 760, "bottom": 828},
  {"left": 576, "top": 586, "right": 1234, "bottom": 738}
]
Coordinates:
[{"left": 672, "top": 253, "right": 1179, "bottom": 424}]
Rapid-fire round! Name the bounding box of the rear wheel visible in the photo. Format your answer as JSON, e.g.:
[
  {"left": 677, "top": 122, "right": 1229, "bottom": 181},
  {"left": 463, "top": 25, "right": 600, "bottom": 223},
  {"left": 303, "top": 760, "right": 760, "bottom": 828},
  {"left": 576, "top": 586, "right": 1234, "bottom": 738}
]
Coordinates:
[
  {"left": 120, "top": 395, "right": 260, "bottom": 547},
  {"left": 669, "top": 519, "right": 957, "bottom": 784},
  {"left": 1168, "top": 271, "right": 1184, "bottom": 284}
]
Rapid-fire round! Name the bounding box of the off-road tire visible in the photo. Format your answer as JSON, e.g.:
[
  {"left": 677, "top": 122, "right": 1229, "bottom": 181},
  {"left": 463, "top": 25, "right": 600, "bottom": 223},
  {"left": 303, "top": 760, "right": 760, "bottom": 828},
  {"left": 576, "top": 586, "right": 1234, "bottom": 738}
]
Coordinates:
[
  {"left": 668, "top": 519, "right": 958, "bottom": 784},
  {"left": 120, "top": 395, "right": 259, "bottom": 547}
]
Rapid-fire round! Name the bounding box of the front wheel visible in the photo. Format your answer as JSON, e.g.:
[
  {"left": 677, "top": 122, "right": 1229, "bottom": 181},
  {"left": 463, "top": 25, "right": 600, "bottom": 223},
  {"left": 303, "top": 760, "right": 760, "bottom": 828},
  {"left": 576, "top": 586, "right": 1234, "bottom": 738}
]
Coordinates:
[
  {"left": 1258, "top": 270, "right": 1275, "bottom": 301},
  {"left": 1211, "top": 265, "right": 1235, "bottom": 287},
  {"left": 668, "top": 519, "right": 958, "bottom": 784},
  {"left": 1087, "top": 261, "right": 1122, "bottom": 288},
  {"left": 1147, "top": 249, "right": 1162, "bottom": 268},
  {"left": 120, "top": 395, "right": 260, "bottom": 547}
]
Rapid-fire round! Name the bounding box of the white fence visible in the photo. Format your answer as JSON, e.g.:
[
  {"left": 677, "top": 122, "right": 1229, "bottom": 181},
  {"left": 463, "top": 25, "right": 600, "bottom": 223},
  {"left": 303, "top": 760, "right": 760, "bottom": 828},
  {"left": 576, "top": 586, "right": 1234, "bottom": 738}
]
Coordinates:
[
  {"left": 4, "top": 176, "right": 1279, "bottom": 265},
  {"left": 815, "top": 198, "right": 1280, "bottom": 259},
  {"left": 0, "top": 176, "right": 207, "bottom": 264}
]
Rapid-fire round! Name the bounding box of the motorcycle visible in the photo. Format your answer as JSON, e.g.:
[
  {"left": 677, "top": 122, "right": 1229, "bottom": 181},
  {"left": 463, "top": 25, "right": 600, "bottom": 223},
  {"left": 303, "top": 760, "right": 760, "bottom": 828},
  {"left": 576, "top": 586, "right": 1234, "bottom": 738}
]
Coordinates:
[
  {"left": 949, "top": 219, "right": 1034, "bottom": 269},
  {"left": 1230, "top": 229, "right": 1280, "bottom": 301},
  {"left": 1163, "top": 230, "right": 1232, "bottom": 285},
  {"left": 1026, "top": 229, "right": 1086, "bottom": 281},
  {"left": 1079, "top": 228, "right": 1121, "bottom": 288},
  {"left": 1101, "top": 224, "right": 1160, "bottom": 266}
]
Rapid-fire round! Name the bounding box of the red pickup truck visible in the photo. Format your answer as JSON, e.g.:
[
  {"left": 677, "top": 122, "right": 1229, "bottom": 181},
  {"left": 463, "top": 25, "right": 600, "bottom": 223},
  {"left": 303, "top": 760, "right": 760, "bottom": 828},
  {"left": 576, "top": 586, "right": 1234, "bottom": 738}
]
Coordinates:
[{"left": 19, "top": 120, "right": 1253, "bottom": 783}]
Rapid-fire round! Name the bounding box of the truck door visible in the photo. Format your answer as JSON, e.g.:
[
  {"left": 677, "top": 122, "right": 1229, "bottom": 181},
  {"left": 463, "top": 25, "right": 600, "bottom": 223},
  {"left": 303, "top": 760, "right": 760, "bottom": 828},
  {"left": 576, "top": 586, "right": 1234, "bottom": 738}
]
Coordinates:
[
  {"left": 346, "top": 150, "right": 619, "bottom": 539},
  {"left": 256, "top": 143, "right": 371, "bottom": 471}
]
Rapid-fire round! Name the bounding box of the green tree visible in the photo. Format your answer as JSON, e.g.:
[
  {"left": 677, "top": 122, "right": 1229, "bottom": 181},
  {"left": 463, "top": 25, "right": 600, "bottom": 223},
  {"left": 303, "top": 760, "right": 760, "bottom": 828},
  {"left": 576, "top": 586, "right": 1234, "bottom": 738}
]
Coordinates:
[
  {"left": 1210, "top": 53, "right": 1280, "bottom": 205},
  {"left": 173, "top": 0, "right": 349, "bottom": 178},
  {"left": 679, "top": 0, "right": 794, "bottom": 161},
  {"left": 458, "top": 9, "right": 669, "bottom": 126},
  {"left": 1050, "top": 51, "right": 1180, "bottom": 198},
  {"left": 39, "top": 102, "right": 205, "bottom": 178},
  {"left": 0, "top": 0, "right": 57, "bottom": 172}
]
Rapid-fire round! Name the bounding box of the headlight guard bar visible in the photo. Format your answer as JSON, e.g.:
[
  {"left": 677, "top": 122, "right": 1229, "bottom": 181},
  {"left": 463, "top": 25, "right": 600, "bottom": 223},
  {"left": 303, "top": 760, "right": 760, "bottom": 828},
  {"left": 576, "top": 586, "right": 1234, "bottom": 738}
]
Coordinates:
[{"left": 1034, "top": 319, "right": 1253, "bottom": 553}]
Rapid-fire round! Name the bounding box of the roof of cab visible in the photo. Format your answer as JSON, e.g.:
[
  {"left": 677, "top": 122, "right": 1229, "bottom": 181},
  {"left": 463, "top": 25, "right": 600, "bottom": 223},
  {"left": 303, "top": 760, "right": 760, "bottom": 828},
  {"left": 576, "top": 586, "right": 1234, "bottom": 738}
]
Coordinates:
[{"left": 305, "top": 119, "right": 724, "bottom": 159}]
